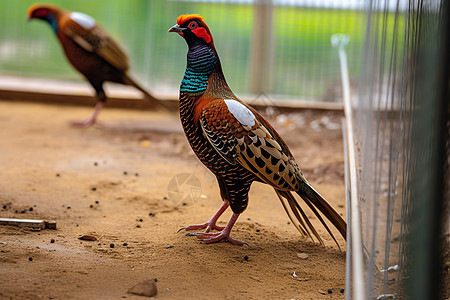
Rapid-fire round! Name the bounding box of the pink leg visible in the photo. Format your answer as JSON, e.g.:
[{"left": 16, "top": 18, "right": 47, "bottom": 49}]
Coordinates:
[
  {"left": 71, "top": 102, "right": 104, "bottom": 127},
  {"left": 179, "top": 201, "right": 229, "bottom": 233},
  {"left": 192, "top": 213, "right": 247, "bottom": 246}
]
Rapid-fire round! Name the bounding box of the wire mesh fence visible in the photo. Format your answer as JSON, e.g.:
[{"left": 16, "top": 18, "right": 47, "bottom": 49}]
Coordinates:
[
  {"left": 347, "top": 0, "right": 449, "bottom": 298},
  {"left": 0, "top": 0, "right": 364, "bottom": 102}
]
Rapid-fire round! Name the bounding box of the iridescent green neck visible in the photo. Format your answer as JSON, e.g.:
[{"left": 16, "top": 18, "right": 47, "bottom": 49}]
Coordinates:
[{"left": 180, "top": 44, "right": 217, "bottom": 93}]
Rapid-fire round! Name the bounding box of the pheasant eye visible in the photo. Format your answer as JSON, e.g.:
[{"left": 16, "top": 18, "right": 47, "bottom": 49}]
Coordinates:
[
  {"left": 35, "top": 8, "right": 49, "bottom": 17},
  {"left": 188, "top": 21, "right": 198, "bottom": 30}
]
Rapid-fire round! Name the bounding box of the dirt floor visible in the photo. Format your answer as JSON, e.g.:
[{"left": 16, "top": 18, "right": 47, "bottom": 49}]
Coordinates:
[{"left": 0, "top": 100, "right": 347, "bottom": 300}]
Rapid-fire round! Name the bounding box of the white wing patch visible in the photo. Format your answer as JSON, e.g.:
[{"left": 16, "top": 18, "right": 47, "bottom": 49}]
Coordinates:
[
  {"left": 70, "top": 12, "right": 96, "bottom": 30},
  {"left": 224, "top": 100, "right": 255, "bottom": 127}
]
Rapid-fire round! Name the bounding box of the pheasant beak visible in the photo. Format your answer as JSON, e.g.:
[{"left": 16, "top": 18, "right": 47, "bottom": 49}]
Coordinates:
[{"left": 168, "top": 24, "right": 185, "bottom": 37}]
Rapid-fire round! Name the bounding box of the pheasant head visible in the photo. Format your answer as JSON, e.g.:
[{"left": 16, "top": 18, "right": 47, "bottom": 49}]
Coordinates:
[
  {"left": 169, "top": 14, "right": 214, "bottom": 48},
  {"left": 27, "top": 4, "right": 65, "bottom": 32},
  {"left": 169, "top": 14, "right": 235, "bottom": 98}
]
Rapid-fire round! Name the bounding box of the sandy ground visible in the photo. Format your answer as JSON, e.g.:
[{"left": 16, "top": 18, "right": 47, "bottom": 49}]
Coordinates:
[{"left": 0, "top": 100, "right": 347, "bottom": 300}]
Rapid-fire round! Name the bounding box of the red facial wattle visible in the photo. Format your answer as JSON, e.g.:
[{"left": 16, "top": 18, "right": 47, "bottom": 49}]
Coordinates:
[{"left": 192, "top": 27, "right": 211, "bottom": 44}]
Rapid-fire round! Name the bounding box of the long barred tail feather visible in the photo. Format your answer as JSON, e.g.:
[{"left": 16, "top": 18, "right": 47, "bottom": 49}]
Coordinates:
[{"left": 275, "top": 184, "right": 346, "bottom": 249}]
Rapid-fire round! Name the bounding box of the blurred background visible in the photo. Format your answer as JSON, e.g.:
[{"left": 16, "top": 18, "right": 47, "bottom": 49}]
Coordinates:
[
  {"left": 0, "top": 0, "right": 448, "bottom": 299},
  {"left": 0, "top": 0, "right": 367, "bottom": 103}
]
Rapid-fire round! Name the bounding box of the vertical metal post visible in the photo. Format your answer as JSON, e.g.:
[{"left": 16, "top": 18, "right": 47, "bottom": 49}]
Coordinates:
[
  {"left": 249, "top": 0, "right": 273, "bottom": 95},
  {"left": 332, "top": 33, "right": 366, "bottom": 300}
]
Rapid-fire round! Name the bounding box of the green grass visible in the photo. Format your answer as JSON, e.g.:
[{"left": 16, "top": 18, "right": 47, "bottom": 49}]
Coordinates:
[{"left": 0, "top": 1, "right": 405, "bottom": 100}]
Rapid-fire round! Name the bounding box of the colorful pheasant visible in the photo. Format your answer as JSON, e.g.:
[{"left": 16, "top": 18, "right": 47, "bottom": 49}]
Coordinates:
[
  {"left": 27, "top": 4, "right": 168, "bottom": 127},
  {"left": 169, "top": 14, "right": 347, "bottom": 246}
]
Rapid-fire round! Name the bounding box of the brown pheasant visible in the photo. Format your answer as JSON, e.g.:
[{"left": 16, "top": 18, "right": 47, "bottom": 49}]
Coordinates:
[
  {"left": 169, "top": 14, "right": 346, "bottom": 246},
  {"left": 28, "top": 4, "right": 168, "bottom": 127}
]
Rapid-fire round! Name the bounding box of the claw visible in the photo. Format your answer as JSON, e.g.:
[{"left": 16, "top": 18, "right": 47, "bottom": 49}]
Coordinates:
[{"left": 177, "top": 227, "right": 188, "bottom": 233}]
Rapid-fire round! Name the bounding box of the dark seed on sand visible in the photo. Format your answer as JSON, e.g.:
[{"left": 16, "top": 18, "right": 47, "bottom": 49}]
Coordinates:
[
  {"left": 91, "top": 187, "right": 96, "bottom": 191},
  {"left": 123, "top": 171, "right": 128, "bottom": 175},
  {"left": 110, "top": 243, "right": 115, "bottom": 248},
  {"left": 56, "top": 173, "right": 60, "bottom": 177},
  {"left": 20, "top": 210, "right": 26, "bottom": 214},
  {"left": 244, "top": 255, "right": 249, "bottom": 261},
  {"left": 123, "top": 243, "right": 128, "bottom": 246},
  {"left": 90, "top": 204, "right": 93, "bottom": 208},
  {"left": 135, "top": 173, "right": 139, "bottom": 177},
  {"left": 67, "top": 206, "right": 71, "bottom": 209},
  {"left": 29, "top": 207, "right": 33, "bottom": 211},
  {"left": 94, "top": 162, "right": 98, "bottom": 166},
  {"left": 166, "top": 245, "right": 174, "bottom": 249},
  {"left": 327, "top": 289, "right": 332, "bottom": 294},
  {"left": 28, "top": 257, "right": 33, "bottom": 261},
  {"left": 2, "top": 205, "right": 6, "bottom": 209},
  {"left": 50, "top": 238, "right": 55, "bottom": 243},
  {"left": 149, "top": 212, "right": 154, "bottom": 216},
  {"left": 95, "top": 201, "right": 99, "bottom": 204},
  {"left": 139, "top": 219, "right": 143, "bottom": 222},
  {"left": 340, "top": 289, "right": 344, "bottom": 293},
  {"left": 256, "top": 229, "right": 260, "bottom": 232}
]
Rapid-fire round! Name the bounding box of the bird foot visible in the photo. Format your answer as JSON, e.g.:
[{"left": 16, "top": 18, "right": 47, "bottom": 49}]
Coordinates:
[
  {"left": 188, "top": 231, "right": 248, "bottom": 246},
  {"left": 178, "top": 222, "right": 225, "bottom": 233},
  {"left": 70, "top": 118, "right": 96, "bottom": 127}
]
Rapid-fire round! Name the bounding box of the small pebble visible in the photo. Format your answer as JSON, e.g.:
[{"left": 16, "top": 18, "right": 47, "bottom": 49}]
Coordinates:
[
  {"left": 110, "top": 243, "right": 115, "bottom": 248},
  {"left": 2, "top": 205, "right": 7, "bottom": 209},
  {"left": 139, "top": 219, "right": 143, "bottom": 222},
  {"left": 67, "top": 206, "right": 71, "bottom": 209},
  {"left": 340, "top": 288, "right": 344, "bottom": 293},
  {"left": 256, "top": 229, "right": 260, "bottom": 232},
  {"left": 327, "top": 289, "right": 332, "bottom": 294},
  {"left": 95, "top": 201, "right": 99, "bottom": 204},
  {"left": 149, "top": 212, "right": 154, "bottom": 216},
  {"left": 28, "top": 257, "right": 33, "bottom": 261},
  {"left": 127, "top": 279, "right": 157, "bottom": 297},
  {"left": 123, "top": 243, "right": 128, "bottom": 246},
  {"left": 29, "top": 207, "right": 33, "bottom": 211},
  {"left": 79, "top": 235, "right": 97, "bottom": 241},
  {"left": 50, "top": 238, "right": 55, "bottom": 243},
  {"left": 244, "top": 255, "right": 249, "bottom": 261}
]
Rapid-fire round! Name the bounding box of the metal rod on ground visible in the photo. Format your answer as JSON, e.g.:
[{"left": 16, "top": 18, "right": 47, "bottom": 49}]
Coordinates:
[{"left": 0, "top": 218, "right": 56, "bottom": 229}]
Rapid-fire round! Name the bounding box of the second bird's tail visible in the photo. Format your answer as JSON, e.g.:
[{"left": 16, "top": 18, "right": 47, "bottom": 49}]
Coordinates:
[
  {"left": 123, "top": 73, "right": 172, "bottom": 111},
  {"left": 275, "top": 182, "right": 347, "bottom": 248}
]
